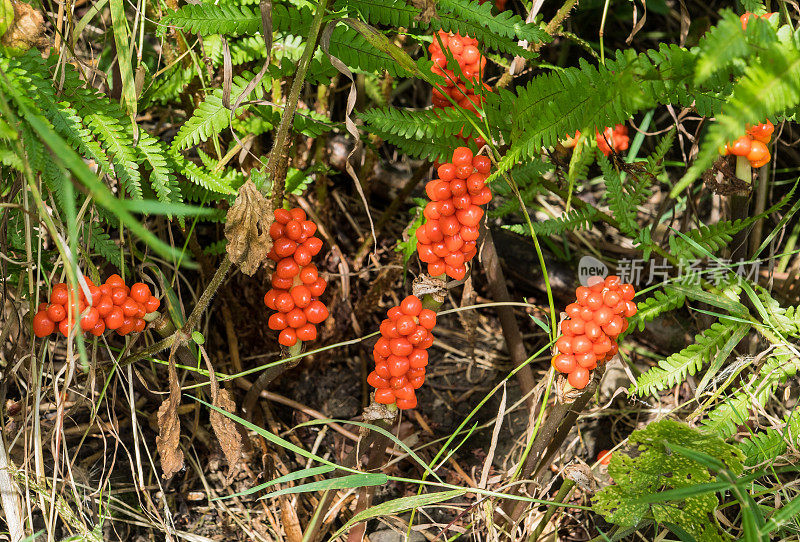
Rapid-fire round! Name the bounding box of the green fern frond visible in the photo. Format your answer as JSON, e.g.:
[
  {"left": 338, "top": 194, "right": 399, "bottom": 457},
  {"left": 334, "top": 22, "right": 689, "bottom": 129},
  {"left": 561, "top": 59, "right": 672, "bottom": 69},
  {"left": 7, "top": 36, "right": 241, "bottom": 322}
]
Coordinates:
[
  {"left": 70, "top": 88, "right": 142, "bottom": 199},
  {"left": 0, "top": 146, "right": 22, "bottom": 169},
  {"left": 88, "top": 224, "right": 123, "bottom": 271},
  {"left": 360, "top": 107, "right": 467, "bottom": 160},
  {"left": 695, "top": 10, "right": 778, "bottom": 84},
  {"left": 492, "top": 44, "right": 727, "bottom": 182},
  {"left": 137, "top": 131, "right": 181, "bottom": 204},
  {"left": 170, "top": 150, "right": 238, "bottom": 196},
  {"left": 628, "top": 286, "right": 686, "bottom": 333},
  {"left": 172, "top": 71, "right": 269, "bottom": 151},
  {"left": 645, "top": 128, "right": 675, "bottom": 178},
  {"left": 502, "top": 207, "right": 599, "bottom": 237},
  {"left": 599, "top": 151, "right": 651, "bottom": 236},
  {"left": 161, "top": 3, "right": 309, "bottom": 37},
  {"left": 667, "top": 219, "right": 749, "bottom": 262},
  {"left": 334, "top": 0, "right": 419, "bottom": 28},
  {"left": 327, "top": 24, "right": 414, "bottom": 77},
  {"left": 360, "top": 106, "right": 477, "bottom": 141},
  {"left": 634, "top": 321, "right": 748, "bottom": 396},
  {"left": 703, "top": 350, "right": 799, "bottom": 437},
  {"left": 739, "top": 411, "right": 800, "bottom": 467}
]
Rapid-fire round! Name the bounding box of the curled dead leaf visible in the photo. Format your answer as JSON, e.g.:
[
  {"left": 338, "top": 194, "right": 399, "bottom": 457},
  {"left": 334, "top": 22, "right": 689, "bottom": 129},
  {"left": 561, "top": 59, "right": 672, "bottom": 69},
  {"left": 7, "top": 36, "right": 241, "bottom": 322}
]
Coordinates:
[
  {"left": 156, "top": 397, "right": 184, "bottom": 479},
  {"left": 156, "top": 349, "right": 184, "bottom": 479},
  {"left": 224, "top": 179, "right": 273, "bottom": 276},
  {"left": 563, "top": 460, "right": 598, "bottom": 493},
  {"left": 209, "top": 388, "right": 243, "bottom": 480},
  {"left": 409, "top": 0, "right": 437, "bottom": 23},
  {"left": 1, "top": 0, "right": 47, "bottom": 51}
]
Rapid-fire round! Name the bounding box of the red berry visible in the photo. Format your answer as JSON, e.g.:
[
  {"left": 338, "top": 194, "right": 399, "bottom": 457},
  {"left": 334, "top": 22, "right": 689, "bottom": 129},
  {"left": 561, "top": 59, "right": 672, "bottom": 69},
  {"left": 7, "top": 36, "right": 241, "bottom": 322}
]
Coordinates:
[
  {"left": 452, "top": 147, "right": 473, "bottom": 167},
  {"left": 289, "top": 208, "right": 306, "bottom": 221},
  {"left": 302, "top": 237, "right": 323, "bottom": 256},
  {"left": 387, "top": 355, "right": 410, "bottom": 377},
  {"left": 400, "top": 296, "right": 422, "bottom": 316},
  {"left": 33, "top": 311, "right": 55, "bottom": 337},
  {"left": 275, "top": 293, "right": 295, "bottom": 313},
  {"left": 111, "top": 287, "right": 128, "bottom": 305},
  {"left": 268, "top": 313, "right": 288, "bottom": 331},
  {"left": 409, "top": 349, "right": 428, "bottom": 368},
  {"left": 90, "top": 321, "right": 106, "bottom": 337},
  {"left": 296, "top": 324, "right": 317, "bottom": 342},
  {"left": 145, "top": 296, "right": 160, "bottom": 313},
  {"left": 597, "top": 450, "right": 612, "bottom": 465},
  {"left": 374, "top": 337, "right": 392, "bottom": 357},
  {"left": 575, "top": 352, "right": 597, "bottom": 369},
  {"left": 293, "top": 247, "right": 313, "bottom": 267},
  {"left": 130, "top": 283, "right": 151, "bottom": 303},
  {"left": 367, "top": 371, "right": 390, "bottom": 389},
  {"left": 122, "top": 298, "right": 139, "bottom": 317},
  {"left": 105, "top": 307, "right": 124, "bottom": 330},
  {"left": 552, "top": 354, "right": 576, "bottom": 373},
  {"left": 555, "top": 336, "right": 573, "bottom": 354},
  {"left": 594, "top": 307, "right": 613, "bottom": 326},
  {"left": 418, "top": 309, "right": 437, "bottom": 330},
  {"left": 274, "top": 208, "right": 291, "bottom": 224},
  {"left": 133, "top": 318, "right": 146, "bottom": 333},
  {"left": 286, "top": 308, "right": 307, "bottom": 328},
  {"left": 279, "top": 328, "right": 298, "bottom": 346},
  {"left": 395, "top": 315, "right": 417, "bottom": 336},
  {"left": 80, "top": 307, "right": 100, "bottom": 331},
  {"left": 96, "top": 296, "right": 114, "bottom": 318},
  {"left": 585, "top": 293, "right": 603, "bottom": 310},
  {"left": 300, "top": 266, "right": 318, "bottom": 284},
  {"left": 105, "top": 274, "right": 125, "bottom": 288},
  {"left": 276, "top": 258, "right": 300, "bottom": 279},
  {"left": 284, "top": 220, "right": 303, "bottom": 241},
  {"left": 568, "top": 367, "right": 591, "bottom": 389},
  {"left": 47, "top": 303, "right": 66, "bottom": 322},
  {"left": 389, "top": 338, "right": 413, "bottom": 357},
  {"left": 269, "top": 222, "right": 284, "bottom": 239},
  {"left": 58, "top": 319, "right": 72, "bottom": 337},
  {"left": 305, "top": 300, "right": 329, "bottom": 324},
  {"left": 396, "top": 395, "right": 418, "bottom": 410},
  {"left": 309, "top": 278, "right": 327, "bottom": 297},
  {"left": 290, "top": 285, "right": 312, "bottom": 308},
  {"left": 572, "top": 336, "right": 592, "bottom": 354},
  {"left": 274, "top": 239, "right": 298, "bottom": 259},
  {"left": 374, "top": 388, "right": 395, "bottom": 404}
]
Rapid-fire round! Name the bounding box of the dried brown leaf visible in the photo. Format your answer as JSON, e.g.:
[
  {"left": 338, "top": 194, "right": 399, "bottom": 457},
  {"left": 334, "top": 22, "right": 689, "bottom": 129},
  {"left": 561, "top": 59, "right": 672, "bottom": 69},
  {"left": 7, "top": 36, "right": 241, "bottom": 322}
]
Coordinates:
[
  {"left": 1, "top": 0, "right": 47, "bottom": 50},
  {"left": 409, "top": 0, "right": 437, "bottom": 23},
  {"left": 209, "top": 389, "right": 243, "bottom": 476},
  {"left": 563, "top": 460, "right": 598, "bottom": 493},
  {"left": 156, "top": 350, "right": 184, "bottom": 479},
  {"left": 224, "top": 180, "right": 273, "bottom": 276}
]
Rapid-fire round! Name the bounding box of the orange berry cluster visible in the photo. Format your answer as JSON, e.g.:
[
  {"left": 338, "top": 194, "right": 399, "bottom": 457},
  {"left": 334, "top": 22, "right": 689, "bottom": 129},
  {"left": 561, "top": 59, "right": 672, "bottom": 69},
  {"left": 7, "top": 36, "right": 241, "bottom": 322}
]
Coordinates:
[
  {"left": 596, "top": 124, "right": 630, "bottom": 157},
  {"left": 551, "top": 276, "right": 637, "bottom": 389},
  {"left": 264, "top": 208, "right": 329, "bottom": 347},
  {"left": 416, "top": 147, "right": 492, "bottom": 280},
  {"left": 720, "top": 120, "right": 774, "bottom": 168},
  {"left": 430, "top": 31, "right": 487, "bottom": 108},
  {"left": 33, "top": 274, "right": 160, "bottom": 338},
  {"left": 741, "top": 11, "right": 775, "bottom": 29},
  {"left": 429, "top": 31, "right": 489, "bottom": 148},
  {"left": 368, "top": 295, "right": 437, "bottom": 410}
]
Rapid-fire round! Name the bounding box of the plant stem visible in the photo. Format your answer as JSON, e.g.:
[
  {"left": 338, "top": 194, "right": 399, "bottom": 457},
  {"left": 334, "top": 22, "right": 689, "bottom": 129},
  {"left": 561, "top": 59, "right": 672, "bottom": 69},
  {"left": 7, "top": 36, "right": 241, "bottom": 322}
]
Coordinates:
[
  {"left": 528, "top": 478, "right": 575, "bottom": 542},
  {"left": 480, "top": 229, "right": 536, "bottom": 406},
  {"left": 268, "top": 0, "right": 331, "bottom": 205}
]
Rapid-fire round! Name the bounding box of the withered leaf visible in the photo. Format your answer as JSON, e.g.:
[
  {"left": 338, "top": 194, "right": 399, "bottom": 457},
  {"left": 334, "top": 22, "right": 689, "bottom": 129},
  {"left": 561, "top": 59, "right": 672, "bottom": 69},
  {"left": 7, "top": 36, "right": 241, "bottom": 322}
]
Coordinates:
[
  {"left": 1, "top": 0, "right": 47, "bottom": 50},
  {"left": 409, "top": 0, "right": 437, "bottom": 23},
  {"left": 224, "top": 179, "right": 273, "bottom": 276},
  {"left": 209, "top": 388, "right": 243, "bottom": 477},
  {"left": 156, "top": 350, "right": 184, "bottom": 479}
]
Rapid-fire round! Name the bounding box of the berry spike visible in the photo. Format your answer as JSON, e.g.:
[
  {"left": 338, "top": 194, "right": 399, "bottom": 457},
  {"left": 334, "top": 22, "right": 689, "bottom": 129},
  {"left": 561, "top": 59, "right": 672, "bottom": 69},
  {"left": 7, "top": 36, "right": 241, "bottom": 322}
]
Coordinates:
[
  {"left": 368, "top": 295, "right": 436, "bottom": 410},
  {"left": 416, "top": 147, "right": 492, "bottom": 280},
  {"left": 264, "top": 208, "right": 329, "bottom": 348},
  {"left": 32, "top": 275, "right": 160, "bottom": 339},
  {"left": 552, "top": 275, "right": 637, "bottom": 389}
]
